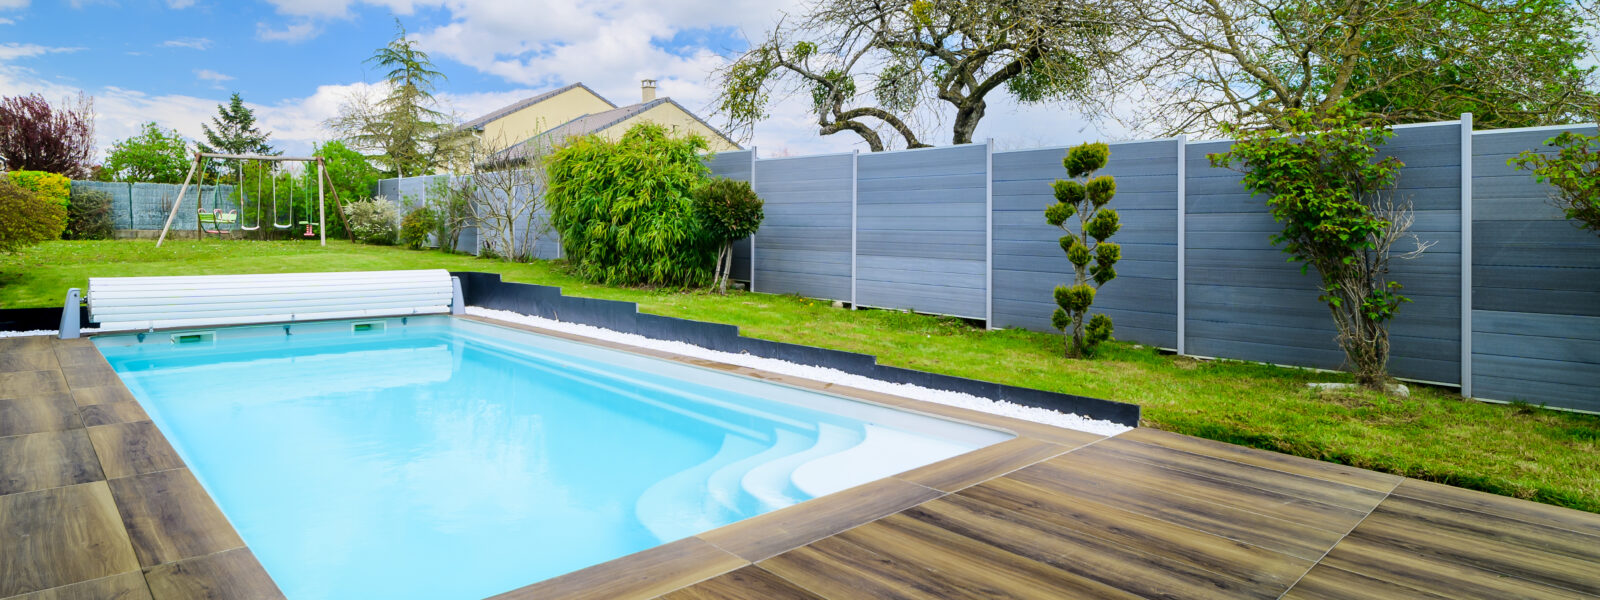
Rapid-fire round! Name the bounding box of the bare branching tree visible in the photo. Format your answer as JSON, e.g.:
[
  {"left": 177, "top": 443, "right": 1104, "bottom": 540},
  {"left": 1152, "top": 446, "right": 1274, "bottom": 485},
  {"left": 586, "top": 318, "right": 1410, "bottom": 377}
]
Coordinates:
[
  {"left": 1119, "top": 0, "right": 1599, "bottom": 135},
  {"left": 456, "top": 134, "right": 552, "bottom": 262},
  {"left": 715, "top": 0, "right": 1131, "bottom": 151}
]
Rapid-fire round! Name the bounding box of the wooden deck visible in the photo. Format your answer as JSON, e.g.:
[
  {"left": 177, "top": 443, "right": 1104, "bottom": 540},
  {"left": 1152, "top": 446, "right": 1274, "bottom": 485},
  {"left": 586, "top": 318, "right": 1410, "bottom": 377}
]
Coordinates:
[{"left": 4, "top": 325, "right": 1599, "bottom": 600}]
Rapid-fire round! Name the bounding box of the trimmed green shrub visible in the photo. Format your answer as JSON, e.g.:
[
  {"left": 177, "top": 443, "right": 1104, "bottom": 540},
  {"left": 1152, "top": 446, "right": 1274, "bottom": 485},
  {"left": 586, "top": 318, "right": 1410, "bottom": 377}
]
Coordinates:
[
  {"left": 66, "top": 187, "right": 115, "bottom": 240},
  {"left": 343, "top": 196, "right": 400, "bottom": 245},
  {"left": 692, "top": 177, "right": 764, "bottom": 293},
  {"left": 1046, "top": 142, "right": 1119, "bottom": 358},
  {"left": 399, "top": 206, "right": 438, "bottom": 250},
  {"left": 0, "top": 179, "right": 66, "bottom": 252},
  {"left": 6, "top": 170, "right": 71, "bottom": 208},
  {"left": 546, "top": 123, "right": 715, "bottom": 287},
  {"left": 1210, "top": 103, "right": 1422, "bottom": 389},
  {"left": 1509, "top": 127, "right": 1600, "bottom": 235}
]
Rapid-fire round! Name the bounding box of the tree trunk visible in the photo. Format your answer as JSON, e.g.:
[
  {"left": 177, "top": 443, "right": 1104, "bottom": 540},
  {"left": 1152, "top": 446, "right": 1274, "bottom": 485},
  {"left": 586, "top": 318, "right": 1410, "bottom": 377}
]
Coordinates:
[
  {"left": 952, "top": 98, "right": 988, "bottom": 145},
  {"left": 718, "top": 243, "right": 733, "bottom": 294}
]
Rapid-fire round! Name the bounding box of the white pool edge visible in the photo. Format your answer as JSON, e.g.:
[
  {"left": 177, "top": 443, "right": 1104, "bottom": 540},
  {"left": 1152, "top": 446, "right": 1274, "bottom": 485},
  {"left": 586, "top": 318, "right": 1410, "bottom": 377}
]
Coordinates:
[{"left": 465, "top": 306, "right": 1133, "bottom": 437}]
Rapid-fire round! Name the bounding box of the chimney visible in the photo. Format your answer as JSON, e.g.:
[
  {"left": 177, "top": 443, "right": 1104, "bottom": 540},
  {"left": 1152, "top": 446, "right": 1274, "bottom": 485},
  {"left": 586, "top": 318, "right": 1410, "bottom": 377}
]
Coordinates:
[{"left": 641, "top": 79, "right": 657, "bottom": 102}]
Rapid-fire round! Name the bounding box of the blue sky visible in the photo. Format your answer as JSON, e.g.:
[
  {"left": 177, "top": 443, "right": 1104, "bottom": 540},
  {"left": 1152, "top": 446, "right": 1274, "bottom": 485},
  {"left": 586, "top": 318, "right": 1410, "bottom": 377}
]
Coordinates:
[{"left": 0, "top": 0, "right": 1120, "bottom": 158}]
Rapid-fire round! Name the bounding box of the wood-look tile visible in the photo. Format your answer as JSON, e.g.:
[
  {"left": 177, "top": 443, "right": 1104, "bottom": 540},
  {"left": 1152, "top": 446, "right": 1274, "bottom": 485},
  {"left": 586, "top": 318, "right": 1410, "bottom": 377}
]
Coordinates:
[
  {"left": 1340, "top": 502, "right": 1600, "bottom": 595},
  {"left": 490, "top": 537, "right": 743, "bottom": 600},
  {"left": 1317, "top": 530, "right": 1587, "bottom": 600},
  {"left": 893, "top": 436, "right": 1068, "bottom": 493},
  {"left": 0, "top": 429, "right": 105, "bottom": 496},
  {"left": 1003, "top": 460, "right": 1345, "bottom": 560},
  {"left": 61, "top": 367, "right": 119, "bottom": 391},
  {"left": 4, "top": 572, "right": 152, "bottom": 600},
  {"left": 107, "top": 469, "right": 244, "bottom": 568},
  {"left": 78, "top": 401, "right": 151, "bottom": 428},
  {"left": 0, "top": 482, "right": 141, "bottom": 598},
  {"left": 760, "top": 533, "right": 1025, "bottom": 600},
  {"left": 1118, "top": 427, "right": 1405, "bottom": 493},
  {"left": 1376, "top": 493, "right": 1600, "bottom": 564},
  {"left": 0, "top": 351, "right": 60, "bottom": 374},
  {"left": 837, "top": 513, "right": 1145, "bottom": 599},
  {"left": 143, "top": 548, "right": 284, "bottom": 600},
  {"left": 1045, "top": 447, "right": 1371, "bottom": 532},
  {"left": 696, "top": 477, "right": 944, "bottom": 562},
  {"left": 87, "top": 422, "right": 184, "bottom": 479},
  {"left": 654, "top": 566, "right": 822, "bottom": 600},
  {"left": 0, "top": 371, "right": 68, "bottom": 398},
  {"left": 959, "top": 477, "right": 1314, "bottom": 592},
  {"left": 70, "top": 386, "right": 137, "bottom": 407},
  {"left": 1090, "top": 437, "right": 1389, "bottom": 512},
  {"left": 0, "top": 336, "right": 56, "bottom": 353},
  {"left": 899, "top": 495, "right": 1281, "bottom": 599},
  {"left": 52, "top": 345, "right": 109, "bottom": 370},
  {"left": 0, "top": 393, "right": 81, "bottom": 437},
  {"left": 1280, "top": 564, "right": 1455, "bottom": 600},
  {"left": 1391, "top": 478, "right": 1600, "bottom": 538}
]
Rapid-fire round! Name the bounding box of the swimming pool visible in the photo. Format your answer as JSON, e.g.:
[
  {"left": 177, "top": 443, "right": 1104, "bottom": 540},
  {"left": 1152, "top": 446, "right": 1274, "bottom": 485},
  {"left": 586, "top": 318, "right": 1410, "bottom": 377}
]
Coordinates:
[{"left": 94, "top": 315, "right": 1012, "bottom": 599}]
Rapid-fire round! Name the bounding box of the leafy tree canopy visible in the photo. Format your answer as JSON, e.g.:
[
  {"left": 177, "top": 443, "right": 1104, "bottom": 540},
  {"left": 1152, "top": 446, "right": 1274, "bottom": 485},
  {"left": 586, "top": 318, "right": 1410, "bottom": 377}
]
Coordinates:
[
  {"left": 101, "top": 122, "right": 192, "bottom": 184},
  {"left": 0, "top": 93, "right": 95, "bottom": 178},
  {"left": 716, "top": 0, "right": 1127, "bottom": 151}
]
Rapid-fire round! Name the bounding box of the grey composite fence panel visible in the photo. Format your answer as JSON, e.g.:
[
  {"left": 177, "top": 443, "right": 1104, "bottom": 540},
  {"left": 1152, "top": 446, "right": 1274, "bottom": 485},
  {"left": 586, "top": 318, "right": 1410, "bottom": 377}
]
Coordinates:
[
  {"left": 750, "top": 153, "right": 854, "bottom": 300},
  {"left": 991, "top": 139, "right": 1181, "bottom": 348},
  {"left": 855, "top": 144, "right": 989, "bottom": 319},
  {"left": 71, "top": 181, "right": 133, "bottom": 229},
  {"left": 1469, "top": 124, "right": 1600, "bottom": 412},
  {"left": 1184, "top": 122, "right": 1464, "bottom": 384},
  {"left": 707, "top": 150, "right": 755, "bottom": 282}
]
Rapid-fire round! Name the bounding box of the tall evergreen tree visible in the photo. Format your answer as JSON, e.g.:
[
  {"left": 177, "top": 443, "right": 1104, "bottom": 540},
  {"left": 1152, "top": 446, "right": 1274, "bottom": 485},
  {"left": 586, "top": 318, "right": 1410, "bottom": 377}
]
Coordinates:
[
  {"left": 199, "top": 92, "right": 275, "bottom": 157},
  {"left": 328, "top": 19, "right": 464, "bottom": 177},
  {"left": 198, "top": 92, "right": 275, "bottom": 179}
]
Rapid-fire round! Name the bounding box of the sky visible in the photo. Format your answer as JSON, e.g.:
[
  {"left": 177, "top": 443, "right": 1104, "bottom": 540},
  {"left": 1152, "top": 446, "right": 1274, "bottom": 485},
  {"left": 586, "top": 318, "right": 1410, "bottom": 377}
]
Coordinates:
[{"left": 0, "top": 0, "right": 1124, "bottom": 161}]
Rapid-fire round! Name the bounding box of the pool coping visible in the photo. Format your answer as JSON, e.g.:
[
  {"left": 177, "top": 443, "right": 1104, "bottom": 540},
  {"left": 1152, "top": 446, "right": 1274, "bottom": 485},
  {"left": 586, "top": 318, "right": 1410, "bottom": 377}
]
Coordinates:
[{"left": 54, "top": 311, "right": 1115, "bottom": 599}]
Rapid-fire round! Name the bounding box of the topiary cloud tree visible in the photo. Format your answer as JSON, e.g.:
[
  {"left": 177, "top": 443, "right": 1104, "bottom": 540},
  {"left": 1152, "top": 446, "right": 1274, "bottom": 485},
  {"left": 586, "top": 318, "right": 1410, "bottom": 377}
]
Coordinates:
[
  {"left": 1046, "top": 142, "right": 1120, "bottom": 358},
  {"left": 692, "top": 177, "right": 764, "bottom": 294}
]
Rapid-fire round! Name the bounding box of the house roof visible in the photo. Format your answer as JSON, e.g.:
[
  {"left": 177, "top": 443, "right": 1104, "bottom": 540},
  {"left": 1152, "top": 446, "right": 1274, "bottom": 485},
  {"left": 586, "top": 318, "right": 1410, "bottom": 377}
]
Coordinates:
[
  {"left": 455, "top": 82, "right": 616, "bottom": 132},
  {"left": 487, "top": 97, "right": 741, "bottom": 164}
]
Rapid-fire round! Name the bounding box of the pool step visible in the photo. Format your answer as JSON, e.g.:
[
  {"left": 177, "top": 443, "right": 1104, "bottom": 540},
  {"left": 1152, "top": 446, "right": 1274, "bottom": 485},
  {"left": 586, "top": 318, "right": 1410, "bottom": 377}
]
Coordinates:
[
  {"left": 739, "top": 423, "right": 862, "bottom": 512},
  {"left": 791, "top": 424, "right": 975, "bottom": 498},
  {"left": 635, "top": 433, "right": 765, "bottom": 543},
  {"left": 706, "top": 429, "right": 811, "bottom": 516}
]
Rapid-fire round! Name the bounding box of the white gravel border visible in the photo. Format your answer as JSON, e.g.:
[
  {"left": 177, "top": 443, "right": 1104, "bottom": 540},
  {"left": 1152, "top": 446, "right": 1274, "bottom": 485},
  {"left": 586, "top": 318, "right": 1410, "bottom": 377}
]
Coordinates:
[{"left": 467, "top": 306, "right": 1132, "bottom": 437}]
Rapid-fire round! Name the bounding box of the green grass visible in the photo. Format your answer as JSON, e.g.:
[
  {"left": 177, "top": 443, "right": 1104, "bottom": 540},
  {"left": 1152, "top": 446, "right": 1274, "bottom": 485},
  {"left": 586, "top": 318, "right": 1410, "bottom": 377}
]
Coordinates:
[{"left": 5, "top": 239, "right": 1598, "bottom": 512}]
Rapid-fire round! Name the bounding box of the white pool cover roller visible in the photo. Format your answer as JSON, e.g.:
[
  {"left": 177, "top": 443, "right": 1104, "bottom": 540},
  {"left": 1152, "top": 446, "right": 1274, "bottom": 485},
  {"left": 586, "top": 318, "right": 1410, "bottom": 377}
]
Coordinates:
[{"left": 87, "top": 270, "right": 459, "bottom": 329}]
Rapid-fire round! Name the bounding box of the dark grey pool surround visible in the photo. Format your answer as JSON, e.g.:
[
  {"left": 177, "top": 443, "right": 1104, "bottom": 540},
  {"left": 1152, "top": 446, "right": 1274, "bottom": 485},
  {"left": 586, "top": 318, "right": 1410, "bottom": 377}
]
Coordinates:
[{"left": 451, "top": 271, "right": 1141, "bottom": 427}]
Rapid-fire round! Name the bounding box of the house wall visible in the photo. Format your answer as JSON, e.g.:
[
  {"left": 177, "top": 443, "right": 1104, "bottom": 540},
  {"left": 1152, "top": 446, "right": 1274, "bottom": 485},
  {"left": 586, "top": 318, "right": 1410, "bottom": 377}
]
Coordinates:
[
  {"left": 475, "top": 86, "right": 614, "bottom": 151},
  {"left": 600, "top": 102, "right": 742, "bottom": 152}
]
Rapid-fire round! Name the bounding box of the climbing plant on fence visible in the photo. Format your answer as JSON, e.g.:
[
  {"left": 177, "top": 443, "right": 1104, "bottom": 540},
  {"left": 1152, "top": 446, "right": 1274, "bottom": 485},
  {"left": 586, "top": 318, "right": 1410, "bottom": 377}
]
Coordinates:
[
  {"left": 545, "top": 123, "right": 716, "bottom": 287},
  {"left": 1510, "top": 126, "right": 1600, "bottom": 235},
  {"left": 1047, "top": 142, "right": 1120, "bottom": 358},
  {"left": 1209, "top": 103, "right": 1429, "bottom": 390}
]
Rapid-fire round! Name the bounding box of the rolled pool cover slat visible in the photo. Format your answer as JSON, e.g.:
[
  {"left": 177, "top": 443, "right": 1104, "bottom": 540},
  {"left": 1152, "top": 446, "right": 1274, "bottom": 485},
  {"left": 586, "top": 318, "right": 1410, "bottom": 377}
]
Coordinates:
[{"left": 88, "top": 269, "right": 455, "bottom": 329}]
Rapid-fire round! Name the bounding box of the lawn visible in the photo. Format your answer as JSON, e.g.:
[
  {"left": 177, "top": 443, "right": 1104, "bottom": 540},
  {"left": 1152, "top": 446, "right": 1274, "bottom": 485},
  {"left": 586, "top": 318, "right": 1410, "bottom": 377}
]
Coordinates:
[{"left": 5, "top": 239, "right": 1598, "bottom": 512}]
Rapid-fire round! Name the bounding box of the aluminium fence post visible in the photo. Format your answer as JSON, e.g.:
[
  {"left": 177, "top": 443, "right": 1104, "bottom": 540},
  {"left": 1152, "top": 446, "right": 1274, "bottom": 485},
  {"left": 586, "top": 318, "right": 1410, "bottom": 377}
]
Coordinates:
[
  {"left": 985, "top": 139, "right": 995, "bottom": 329},
  {"left": 749, "top": 147, "right": 757, "bottom": 291},
  {"left": 851, "top": 149, "right": 859, "bottom": 310},
  {"left": 1460, "top": 113, "right": 1473, "bottom": 398},
  {"left": 1176, "top": 135, "right": 1187, "bottom": 355}
]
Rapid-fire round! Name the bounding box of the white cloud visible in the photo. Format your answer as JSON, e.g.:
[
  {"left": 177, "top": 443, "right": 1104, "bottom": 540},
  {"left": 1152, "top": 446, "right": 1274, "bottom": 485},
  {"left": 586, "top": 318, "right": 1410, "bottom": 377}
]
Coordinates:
[
  {"left": 161, "top": 37, "right": 212, "bottom": 50},
  {"left": 195, "top": 69, "right": 233, "bottom": 82},
  {"left": 0, "top": 0, "right": 26, "bottom": 9},
  {"left": 167, "top": 0, "right": 196, "bottom": 7},
  {"left": 0, "top": 43, "right": 81, "bottom": 61},
  {"left": 256, "top": 21, "right": 319, "bottom": 43},
  {"left": 0, "top": 18, "right": 14, "bottom": 25}
]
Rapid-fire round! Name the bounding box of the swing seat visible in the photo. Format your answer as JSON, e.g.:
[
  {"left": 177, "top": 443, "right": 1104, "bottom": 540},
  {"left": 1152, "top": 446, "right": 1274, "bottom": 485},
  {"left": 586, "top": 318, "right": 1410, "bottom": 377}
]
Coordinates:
[
  {"left": 197, "top": 210, "right": 237, "bottom": 236},
  {"left": 298, "top": 221, "right": 318, "bottom": 237}
]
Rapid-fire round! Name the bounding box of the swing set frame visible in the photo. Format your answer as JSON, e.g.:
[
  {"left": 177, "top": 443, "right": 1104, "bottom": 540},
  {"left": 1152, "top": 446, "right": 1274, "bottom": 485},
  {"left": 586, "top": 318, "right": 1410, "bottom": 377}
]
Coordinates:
[{"left": 155, "top": 151, "right": 356, "bottom": 247}]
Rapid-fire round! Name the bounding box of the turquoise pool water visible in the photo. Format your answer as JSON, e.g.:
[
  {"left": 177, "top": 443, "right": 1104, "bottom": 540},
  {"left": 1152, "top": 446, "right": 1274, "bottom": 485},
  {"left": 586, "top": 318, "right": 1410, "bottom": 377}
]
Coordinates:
[{"left": 94, "top": 316, "right": 1009, "bottom": 600}]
